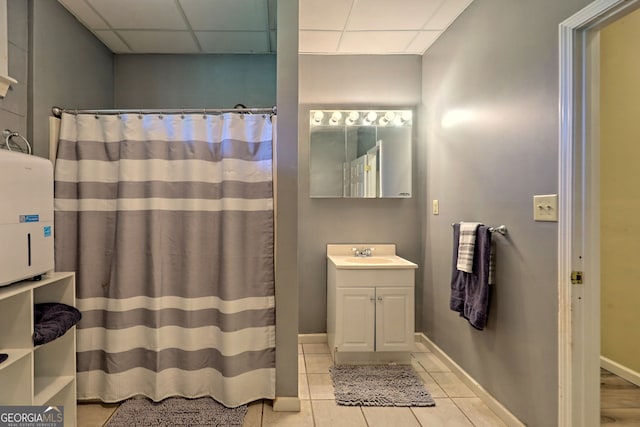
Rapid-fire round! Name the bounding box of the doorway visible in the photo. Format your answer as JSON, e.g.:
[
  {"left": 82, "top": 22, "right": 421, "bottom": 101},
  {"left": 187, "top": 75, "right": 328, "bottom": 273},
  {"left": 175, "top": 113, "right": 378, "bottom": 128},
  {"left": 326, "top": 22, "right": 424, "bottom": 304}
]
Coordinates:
[{"left": 558, "top": 0, "right": 640, "bottom": 425}]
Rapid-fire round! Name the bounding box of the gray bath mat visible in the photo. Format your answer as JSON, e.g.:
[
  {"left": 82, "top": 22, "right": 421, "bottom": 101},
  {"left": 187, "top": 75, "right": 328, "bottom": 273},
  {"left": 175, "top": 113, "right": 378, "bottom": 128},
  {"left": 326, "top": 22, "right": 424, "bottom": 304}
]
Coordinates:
[
  {"left": 105, "top": 397, "right": 247, "bottom": 427},
  {"left": 330, "top": 364, "right": 436, "bottom": 407}
]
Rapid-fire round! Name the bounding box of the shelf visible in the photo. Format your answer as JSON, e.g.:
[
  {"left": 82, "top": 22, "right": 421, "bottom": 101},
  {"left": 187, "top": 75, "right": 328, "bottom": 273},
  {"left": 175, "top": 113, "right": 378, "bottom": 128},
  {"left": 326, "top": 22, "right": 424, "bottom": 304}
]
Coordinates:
[
  {"left": 0, "top": 272, "right": 76, "bottom": 426},
  {"left": 0, "top": 348, "right": 30, "bottom": 371},
  {"left": 34, "top": 375, "right": 75, "bottom": 406}
]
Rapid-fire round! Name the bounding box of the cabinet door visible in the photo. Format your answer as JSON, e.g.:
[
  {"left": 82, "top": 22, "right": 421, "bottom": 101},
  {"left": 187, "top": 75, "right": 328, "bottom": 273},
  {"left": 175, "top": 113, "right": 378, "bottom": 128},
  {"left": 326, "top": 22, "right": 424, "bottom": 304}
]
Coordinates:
[
  {"left": 375, "top": 287, "right": 414, "bottom": 352},
  {"left": 336, "top": 287, "right": 375, "bottom": 352}
]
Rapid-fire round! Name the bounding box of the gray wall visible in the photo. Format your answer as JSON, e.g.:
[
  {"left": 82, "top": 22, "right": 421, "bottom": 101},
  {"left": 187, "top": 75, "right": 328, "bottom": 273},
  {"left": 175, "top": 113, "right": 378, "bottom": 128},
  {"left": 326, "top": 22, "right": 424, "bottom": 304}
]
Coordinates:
[
  {"left": 29, "top": 0, "right": 114, "bottom": 158},
  {"left": 420, "top": 0, "right": 591, "bottom": 425},
  {"left": 298, "top": 55, "right": 422, "bottom": 333},
  {"left": 275, "top": 0, "right": 299, "bottom": 399},
  {"left": 114, "top": 55, "right": 276, "bottom": 109},
  {"left": 0, "top": 0, "right": 28, "bottom": 140}
]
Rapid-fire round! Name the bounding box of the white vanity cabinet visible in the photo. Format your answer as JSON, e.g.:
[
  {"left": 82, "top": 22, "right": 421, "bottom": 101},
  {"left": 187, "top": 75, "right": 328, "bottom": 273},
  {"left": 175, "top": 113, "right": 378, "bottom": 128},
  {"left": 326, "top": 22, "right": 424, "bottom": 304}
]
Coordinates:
[{"left": 327, "top": 244, "right": 417, "bottom": 364}]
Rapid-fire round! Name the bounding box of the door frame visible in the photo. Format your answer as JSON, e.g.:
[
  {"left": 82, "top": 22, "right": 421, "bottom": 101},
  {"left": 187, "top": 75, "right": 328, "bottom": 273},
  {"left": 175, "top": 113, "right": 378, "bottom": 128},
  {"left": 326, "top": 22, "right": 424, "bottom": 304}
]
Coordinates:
[{"left": 558, "top": 0, "right": 640, "bottom": 425}]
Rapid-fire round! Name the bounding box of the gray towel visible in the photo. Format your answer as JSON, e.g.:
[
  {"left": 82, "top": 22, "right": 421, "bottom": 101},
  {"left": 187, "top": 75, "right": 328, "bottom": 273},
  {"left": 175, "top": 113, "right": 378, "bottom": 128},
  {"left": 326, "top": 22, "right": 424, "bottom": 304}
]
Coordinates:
[{"left": 450, "top": 223, "right": 492, "bottom": 330}]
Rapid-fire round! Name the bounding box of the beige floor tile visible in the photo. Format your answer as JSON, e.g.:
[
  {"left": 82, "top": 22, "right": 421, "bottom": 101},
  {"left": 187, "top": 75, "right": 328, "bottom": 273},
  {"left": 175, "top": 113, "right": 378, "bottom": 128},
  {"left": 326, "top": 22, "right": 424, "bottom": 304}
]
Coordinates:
[
  {"left": 299, "top": 373, "right": 311, "bottom": 400},
  {"left": 312, "top": 400, "right": 368, "bottom": 427},
  {"left": 418, "top": 372, "right": 447, "bottom": 398},
  {"left": 362, "top": 406, "right": 421, "bottom": 427},
  {"left": 413, "top": 342, "right": 430, "bottom": 353},
  {"left": 307, "top": 373, "right": 335, "bottom": 400},
  {"left": 298, "top": 354, "right": 306, "bottom": 374},
  {"left": 77, "top": 402, "right": 119, "bottom": 427},
  {"left": 411, "top": 398, "right": 474, "bottom": 426},
  {"left": 413, "top": 352, "right": 450, "bottom": 372},
  {"left": 303, "top": 343, "right": 331, "bottom": 354},
  {"left": 305, "top": 353, "right": 333, "bottom": 374},
  {"left": 453, "top": 398, "right": 507, "bottom": 427},
  {"left": 242, "top": 400, "right": 264, "bottom": 427},
  {"left": 262, "top": 399, "right": 315, "bottom": 427},
  {"left": 430, "top": 372, "right": 476, "bottom": 397},
  {"left": 411, "top": 357, "right": 426, "bottom": 372}
]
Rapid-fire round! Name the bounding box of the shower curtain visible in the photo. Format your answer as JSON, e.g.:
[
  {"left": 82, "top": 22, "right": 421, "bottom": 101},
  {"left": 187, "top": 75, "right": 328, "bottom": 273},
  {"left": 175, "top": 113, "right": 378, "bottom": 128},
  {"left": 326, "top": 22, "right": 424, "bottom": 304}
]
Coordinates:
[{"left": 53, "top": 112, "right": 275, "bottom": 407}]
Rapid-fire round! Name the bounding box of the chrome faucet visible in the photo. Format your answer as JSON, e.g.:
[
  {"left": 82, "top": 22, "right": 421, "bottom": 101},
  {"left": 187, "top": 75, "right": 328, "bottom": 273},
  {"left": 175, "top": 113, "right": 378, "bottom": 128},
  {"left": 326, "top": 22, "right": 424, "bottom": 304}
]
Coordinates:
[{"left": 352, "top": 247, "right": 374, "bottom": 257}]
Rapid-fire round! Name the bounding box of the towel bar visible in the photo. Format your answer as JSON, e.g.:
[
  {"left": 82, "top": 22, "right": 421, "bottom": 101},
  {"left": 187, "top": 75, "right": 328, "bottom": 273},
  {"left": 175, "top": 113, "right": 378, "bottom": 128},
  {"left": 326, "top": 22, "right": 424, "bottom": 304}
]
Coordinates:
[{"left": 451, "top": 223, "right": 508, "bottom": 236}]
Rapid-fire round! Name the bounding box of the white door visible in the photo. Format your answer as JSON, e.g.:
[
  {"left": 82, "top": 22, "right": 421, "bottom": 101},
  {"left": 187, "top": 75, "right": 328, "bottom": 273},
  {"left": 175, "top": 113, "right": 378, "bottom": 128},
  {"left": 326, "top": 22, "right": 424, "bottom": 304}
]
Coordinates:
[
  {"left": 375, "top": 287, "right": 414, "bottom": 352},
  {"left": 336, "top": 287, "right": 375, "bottom": 352}
]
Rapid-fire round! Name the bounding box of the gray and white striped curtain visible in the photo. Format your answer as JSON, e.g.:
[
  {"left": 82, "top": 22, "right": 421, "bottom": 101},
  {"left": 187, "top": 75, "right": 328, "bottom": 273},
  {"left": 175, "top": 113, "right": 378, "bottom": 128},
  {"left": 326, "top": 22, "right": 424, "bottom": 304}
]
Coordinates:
[{"left": 54, "top": 112, "right": 275, "bottom": 407}]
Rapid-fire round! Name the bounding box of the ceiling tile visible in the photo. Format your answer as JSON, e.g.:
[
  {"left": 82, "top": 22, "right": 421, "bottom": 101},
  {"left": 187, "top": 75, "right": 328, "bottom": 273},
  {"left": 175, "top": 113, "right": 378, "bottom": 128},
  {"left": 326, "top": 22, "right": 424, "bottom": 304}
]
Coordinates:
[
  {"left": 299, "top": 0, "right": 353, "bottom": 30},
  {"left": 58, "top": 0, "right": 109, "bottom": 29},
  {"left": 94, "top": 30, "right": 131, "bottom": 53},
  {"left": 179, "top": 0, "right": 268, "bottom": 31},
  {"left": 299, "top": 31, "right": 342, "bottom": 54},
  {"left": 347, "top": 0, "right": 441, "bottom": 31},
  {"left": 423, "top": 0, "right": 473, "bottom": 30},
  {"left": 87, "top": 0, "right": 187, "bottom": 30},
  {"left": 118, "top": 31, "right": 199, "bottom": 53},
  {"left": 338, "top": 31, "right": 417, "bottom": 54},
  {"left": 196, "top": 31, "right": 269, "bottom": 53},
  {"left": 405, "top": 31, "right": 441, "bottom": 54}
]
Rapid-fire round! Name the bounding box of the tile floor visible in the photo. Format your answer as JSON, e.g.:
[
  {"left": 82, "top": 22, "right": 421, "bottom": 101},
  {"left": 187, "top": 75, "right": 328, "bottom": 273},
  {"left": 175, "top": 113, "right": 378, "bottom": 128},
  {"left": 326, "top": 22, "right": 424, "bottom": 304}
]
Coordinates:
[{"left": 78, "top": 342, "right": 507, "bottom": 427}]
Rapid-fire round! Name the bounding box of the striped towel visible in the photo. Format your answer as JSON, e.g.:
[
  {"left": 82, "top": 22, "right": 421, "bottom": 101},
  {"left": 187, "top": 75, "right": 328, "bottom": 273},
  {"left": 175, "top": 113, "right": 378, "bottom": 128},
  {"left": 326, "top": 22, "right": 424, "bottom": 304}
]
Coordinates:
[{"left": 456, "top": 222, "right": 482, "bottom": 273}]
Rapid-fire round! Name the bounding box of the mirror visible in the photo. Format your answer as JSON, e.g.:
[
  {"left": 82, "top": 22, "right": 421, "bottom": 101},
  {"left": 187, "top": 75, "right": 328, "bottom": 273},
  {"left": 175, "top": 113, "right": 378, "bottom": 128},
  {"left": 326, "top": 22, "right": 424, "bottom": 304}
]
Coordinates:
[{"left": 309, "top": 109, "right": 412, "bottom": 198}]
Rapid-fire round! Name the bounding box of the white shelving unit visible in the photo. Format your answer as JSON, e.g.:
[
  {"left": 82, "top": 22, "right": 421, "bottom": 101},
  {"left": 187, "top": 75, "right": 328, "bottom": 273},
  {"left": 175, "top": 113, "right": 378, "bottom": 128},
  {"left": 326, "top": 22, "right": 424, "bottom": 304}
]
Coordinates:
[{"left": 0, "top": 272, "right": 77, "bottom": 426}]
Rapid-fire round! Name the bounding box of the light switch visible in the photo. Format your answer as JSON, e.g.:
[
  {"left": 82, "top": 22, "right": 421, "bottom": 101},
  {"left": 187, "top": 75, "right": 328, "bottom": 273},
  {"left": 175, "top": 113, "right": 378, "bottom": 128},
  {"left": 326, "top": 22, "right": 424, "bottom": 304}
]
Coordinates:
[
  {"left": 533, "top": 194, "right": 558, "bottom": 222},
  {"left": 432, "top": 200, "right": 439, "bottom": 215}
]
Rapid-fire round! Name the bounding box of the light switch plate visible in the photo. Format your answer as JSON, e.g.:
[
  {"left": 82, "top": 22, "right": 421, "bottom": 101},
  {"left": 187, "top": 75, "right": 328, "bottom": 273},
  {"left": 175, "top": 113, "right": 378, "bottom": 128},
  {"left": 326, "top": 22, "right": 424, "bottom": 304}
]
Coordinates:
[
  {"left": 533, "top": 194, "right": 558, "bottom": 222},
  {"left": 432, "top": 199, "right": 439, "bottom": 215}
]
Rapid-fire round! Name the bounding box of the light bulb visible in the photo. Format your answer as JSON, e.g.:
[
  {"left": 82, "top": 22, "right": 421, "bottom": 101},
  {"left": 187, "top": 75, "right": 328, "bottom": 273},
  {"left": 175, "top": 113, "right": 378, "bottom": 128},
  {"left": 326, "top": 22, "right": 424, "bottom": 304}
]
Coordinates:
[
  {"left": 345, "top": 111, "right": 359, "bottom": 125},
  {"left": 329, "top": 111, "right": 342, "bottom": 125},
  {"left": 365, "top": 111, "right": 378, "bottom": 124},
  {"left": 312, "top": 111, "right": 324, "bottom": 125}
]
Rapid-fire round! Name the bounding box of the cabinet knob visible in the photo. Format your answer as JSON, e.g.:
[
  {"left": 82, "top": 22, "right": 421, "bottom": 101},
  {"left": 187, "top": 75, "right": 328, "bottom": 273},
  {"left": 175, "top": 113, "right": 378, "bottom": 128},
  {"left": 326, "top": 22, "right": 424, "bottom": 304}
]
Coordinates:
[
  {"left": 377, "top": 296, "right": 383, "bottom": 302},
  {"left": 369, "top": 297, "right": 375, "bottom": 302}
]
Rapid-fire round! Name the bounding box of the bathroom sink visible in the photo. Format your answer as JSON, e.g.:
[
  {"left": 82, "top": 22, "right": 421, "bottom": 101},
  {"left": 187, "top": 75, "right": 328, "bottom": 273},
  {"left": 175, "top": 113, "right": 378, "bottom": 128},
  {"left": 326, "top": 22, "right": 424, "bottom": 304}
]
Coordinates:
[{"left": 345, "top": 257, "right": 394, "bottom": 264}]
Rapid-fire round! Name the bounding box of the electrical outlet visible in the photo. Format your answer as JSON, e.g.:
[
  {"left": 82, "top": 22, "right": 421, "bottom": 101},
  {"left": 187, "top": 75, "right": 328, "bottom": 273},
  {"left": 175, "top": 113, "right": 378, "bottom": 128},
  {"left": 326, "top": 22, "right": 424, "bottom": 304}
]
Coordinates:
[
  {"left": 432, "top": 200, "right": 439, "bottom": 215},
  {"left": 533, "top": 194, "right": 558, "bottom": 222}
]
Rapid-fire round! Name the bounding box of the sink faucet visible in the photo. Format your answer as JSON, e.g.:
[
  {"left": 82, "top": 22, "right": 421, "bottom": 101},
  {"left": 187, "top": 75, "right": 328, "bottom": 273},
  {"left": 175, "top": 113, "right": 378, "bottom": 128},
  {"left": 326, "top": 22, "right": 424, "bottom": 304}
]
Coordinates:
[{"left": 352, "top": 247, "right": 374, "bottom": 257}]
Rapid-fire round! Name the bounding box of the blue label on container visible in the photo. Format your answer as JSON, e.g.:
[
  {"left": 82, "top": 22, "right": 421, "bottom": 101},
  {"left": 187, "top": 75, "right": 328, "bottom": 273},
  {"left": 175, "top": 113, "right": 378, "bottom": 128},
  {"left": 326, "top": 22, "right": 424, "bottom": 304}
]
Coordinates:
[
  {"left": 44, "top": 226, "right": 52, "bottom": 237},
  {"left": 19, "top": 214, "right": 40, "bottom": 223}
]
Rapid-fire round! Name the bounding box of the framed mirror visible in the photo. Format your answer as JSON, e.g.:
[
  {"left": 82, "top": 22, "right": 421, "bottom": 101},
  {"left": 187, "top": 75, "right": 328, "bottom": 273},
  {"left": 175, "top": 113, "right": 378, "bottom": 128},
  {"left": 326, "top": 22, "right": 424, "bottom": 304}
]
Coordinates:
[{"left": 309, "top": 109, "right": 412, "bottom": 198}]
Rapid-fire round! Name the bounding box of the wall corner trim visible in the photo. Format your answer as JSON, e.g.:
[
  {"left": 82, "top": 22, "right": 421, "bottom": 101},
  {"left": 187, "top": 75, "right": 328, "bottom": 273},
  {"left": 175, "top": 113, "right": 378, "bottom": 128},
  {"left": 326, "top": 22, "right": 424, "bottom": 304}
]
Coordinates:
[
  {"left": 416, "top": 333, "right": 525, "bottom": 427},
  {"left": 272, "top": 396, "right": 301, "bottom": 412},
  {"left": 601, "top": 356, "right": 640, "bottom": 388}
]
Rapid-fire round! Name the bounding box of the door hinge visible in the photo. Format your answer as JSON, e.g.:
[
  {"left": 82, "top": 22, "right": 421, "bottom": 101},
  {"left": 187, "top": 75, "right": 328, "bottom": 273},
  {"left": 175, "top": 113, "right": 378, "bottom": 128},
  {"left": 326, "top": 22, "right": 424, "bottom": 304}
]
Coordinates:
[{"left": 571, "top": 271, "right": 583, "bottom": 285}]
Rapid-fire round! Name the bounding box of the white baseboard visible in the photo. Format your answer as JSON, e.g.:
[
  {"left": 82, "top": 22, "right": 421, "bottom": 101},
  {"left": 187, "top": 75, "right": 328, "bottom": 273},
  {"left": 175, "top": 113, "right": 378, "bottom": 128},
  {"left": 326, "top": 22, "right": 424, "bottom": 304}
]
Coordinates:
[
  {"left": 601, "top": 356, "right": 640, "bottom": 387},
  {"left": 298, "top": 333, "right": 327, "bottom": 344},
  {"left": 416, "top": 333, "right": 525, "bottom": 427},
  {"left": 273, "top": 396, "right": 301, "bottom": 412}
]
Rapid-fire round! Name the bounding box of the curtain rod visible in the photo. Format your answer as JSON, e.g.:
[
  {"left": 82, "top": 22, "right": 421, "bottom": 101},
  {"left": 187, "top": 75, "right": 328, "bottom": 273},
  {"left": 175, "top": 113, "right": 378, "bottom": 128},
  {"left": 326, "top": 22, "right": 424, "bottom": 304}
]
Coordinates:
[{"left": 51, "top": 106, "right": 276, "bottom": 118}]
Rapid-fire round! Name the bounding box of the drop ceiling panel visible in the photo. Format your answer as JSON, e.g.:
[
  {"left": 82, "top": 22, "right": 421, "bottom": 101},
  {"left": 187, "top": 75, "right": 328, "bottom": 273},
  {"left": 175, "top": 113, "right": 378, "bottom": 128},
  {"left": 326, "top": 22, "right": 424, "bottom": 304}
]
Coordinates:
[
  {"left": 347, "top": 0, "right": 442, "bottom": 31},
  {"left": 94, "top": 30, "right": 131, "bottom": 53},
  {"left": 57, "top": 0, "right": 472, "bottom": 55},
  {"left": 299, "top": 0, "right": 352, "bottom": 30},
  {"left": 299, "top": 31, "right": 342, "bottom": 54},
  {"left": 423, "top": 0, "right": 473, "bottom": 30},
  {"left": 196, "top": 31, "right": 270, "bottom": 54},
  {"left": 88, "top": 0, "right": 187, "bottom": 30},
  {"left": 58, "top": 0, "right": 109, "bottom": 29},
  {"left": 405, "top": 31, "right": 441, "bottom": 54},
  {"left": 179, "top": 0, "right": 268, "bottom": 31},
  {"left": 339, "top": 31, "right": 417, "bottom": 54},
  {"left": 118, "top": 31, "right": 199, "bottom": 53}
]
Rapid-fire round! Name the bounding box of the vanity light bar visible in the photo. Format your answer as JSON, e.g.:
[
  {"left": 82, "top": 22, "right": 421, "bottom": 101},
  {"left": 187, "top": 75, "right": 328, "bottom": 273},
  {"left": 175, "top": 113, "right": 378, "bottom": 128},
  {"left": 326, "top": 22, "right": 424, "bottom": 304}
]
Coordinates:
[{"left": 310, "top": 110, "right": 412, "bottom": 127}]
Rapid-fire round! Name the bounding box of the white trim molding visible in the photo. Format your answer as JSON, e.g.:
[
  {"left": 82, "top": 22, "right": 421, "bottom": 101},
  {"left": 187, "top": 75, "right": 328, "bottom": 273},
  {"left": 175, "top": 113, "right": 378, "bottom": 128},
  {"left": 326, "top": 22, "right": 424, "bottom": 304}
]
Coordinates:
[
  {"left": 601, "top": 356, "right": 640, "bottom": 388},
  {"left": 558, "top": 1, "right": 640, "bottom": 425},
  {"left": 416, "top": 333, "right": 524, "bottom": 427},
  {"left": 298, "top": 333, "right": 328, "bottom": 344},
  {"left": 273, "top": 396, "right": 301, "bottom": 412}
]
